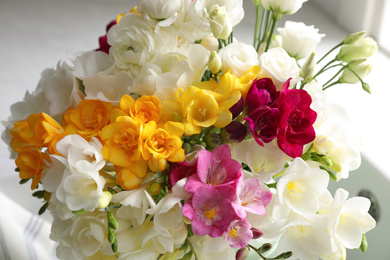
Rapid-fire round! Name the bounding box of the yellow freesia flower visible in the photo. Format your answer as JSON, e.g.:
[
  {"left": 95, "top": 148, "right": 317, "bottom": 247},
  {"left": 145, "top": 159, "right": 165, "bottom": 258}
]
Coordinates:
[
  {"left": 141, "top": 121, "right": 185, "bottom": 172},
  {"left": 100, "top": 116, "right": 143, "bottom": 168},
  {"left": 15, "top": 147, "right": 51, "bottom": 190},
  {"left": 115, "top": 159, "right": 148, "bottom": 190},
  {"left": 63, "top": 99, "right": 112, "bottom": 141},
  {"left": 238, "top": 65, "right": 261, "bottom": 98}
]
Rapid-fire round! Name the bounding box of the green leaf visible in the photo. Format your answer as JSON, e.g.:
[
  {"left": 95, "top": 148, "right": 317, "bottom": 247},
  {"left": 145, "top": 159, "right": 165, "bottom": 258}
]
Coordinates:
[{"left": 38, "top": 202, "right": 49, "bottom": 215}]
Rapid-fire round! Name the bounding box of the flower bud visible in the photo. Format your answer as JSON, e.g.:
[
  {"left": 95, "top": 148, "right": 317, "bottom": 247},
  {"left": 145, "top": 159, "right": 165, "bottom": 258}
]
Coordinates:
[
  {"left": 339, "top": 62, "right": 372, "bottom": 84},
  {"left": 208, "top": 51, "right": 222, "bottom": 74},
  {"left": 336, "top": 37, "right": 378, "bottom": 63},
  {"left": 250, "top": 227, "right": 264, "bottom": 239},
  {"left": 148, "top": 182, "right": 162, "bottom": 196},
  {"left": 300, "top": 51, "right": 316, "bottom": 83},
  {"left": 209, "top": 4, "right": 232, "bottom": 40},
  {"left": 97, "top": 191, "right": 112, "bottom": 209},
  {"left": 362, "top": 82, "right": 371, "bottom": 94},
  {"left": 204, "top": 133, "right": 221, "bottom": 149},
  {"left": 235, "top": 247, "right": 249, "bottom": 260},
  {"left": 252, "top": 0, "right": 262, "bottom": 6},
  {"left": 222, "top": 121, "right": 247, "bottom": 143},
  {"left": 343, "top": 31, "right": 366, "bottom": 45},
  {"left": 360, "top": 233, "right": 368, "bottom": 252}
]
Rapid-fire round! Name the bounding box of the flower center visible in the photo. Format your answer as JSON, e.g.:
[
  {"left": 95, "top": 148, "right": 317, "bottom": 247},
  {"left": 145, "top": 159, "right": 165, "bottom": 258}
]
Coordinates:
[
  {"left": 287, "top": 181, "right": 302, "bottom": 194},
  {"left": 203, "top": 204, "right": 217, "bottom": 220}
]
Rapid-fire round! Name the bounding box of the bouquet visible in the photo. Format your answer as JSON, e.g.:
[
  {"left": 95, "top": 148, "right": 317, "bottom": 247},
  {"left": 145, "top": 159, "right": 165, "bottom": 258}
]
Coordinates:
[{"left": 2, "top": 0, "right": 378, "bottom": 259}]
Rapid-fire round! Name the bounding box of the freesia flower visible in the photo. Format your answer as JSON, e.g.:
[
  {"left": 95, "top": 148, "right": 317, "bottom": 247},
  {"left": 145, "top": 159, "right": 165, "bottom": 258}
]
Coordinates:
[
  {"left": 185, "top": 144, "right": 243, "bottom": 193},
  {"left": 277, "top": 21, "right": 325, "bottom": 60},
  {"left": 236, "top": 178, "right": 272, "bottom": 216},
  {"left": 276, "top": 79, "right": 317, "bottom": 158},
  {"left": 183, "top": 185, "right": 240, "bottom": 237},
  {"left": 224, "top": 219, "right": 253, "bottom": 248}
]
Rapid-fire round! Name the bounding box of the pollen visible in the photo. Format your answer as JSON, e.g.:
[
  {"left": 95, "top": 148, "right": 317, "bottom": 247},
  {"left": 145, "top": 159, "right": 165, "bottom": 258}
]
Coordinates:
[{"left": 203, "top": 204, "right": 217, "bottom": 220}]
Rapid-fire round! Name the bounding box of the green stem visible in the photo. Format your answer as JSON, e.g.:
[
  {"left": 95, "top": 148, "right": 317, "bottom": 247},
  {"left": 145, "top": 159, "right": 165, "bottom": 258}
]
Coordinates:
[
  {"left": 253, "top": 5, "right": 262, "bottom": 48},
  {"left": 321, "top": 65, "right": 345, "bottom": 88},
  {"left": 261, "top": 10, "right": 271, "bottom": 43},
  {"left": 323, "top": 81, "right": 340, "bottom": 90},
  {"left": 311, "top": 58, "right": 337, "bottom": 81},
  {"left": 265, "top": 13, "right": 279, "bottom": 52},
  {"left": 317, "top": 42, "right": 343, "bottom": 64},
  {"left": 248, "top": 244, "right": 267, "bottom": 260}
]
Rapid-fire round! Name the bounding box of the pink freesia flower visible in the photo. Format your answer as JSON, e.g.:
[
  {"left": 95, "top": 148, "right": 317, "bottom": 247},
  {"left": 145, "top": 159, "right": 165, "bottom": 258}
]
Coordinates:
[
  {"left": 236, "top": 178, "right": 272, "bottom": 215},
  {"left": 185, "top": 145, "right": 243, "bottom": 195},
  {"left": 183, "top": 185, "right": 240, "bottom": 237},
  {"left": 277, "top": 79, "right": 317, "bottom": 158},
  {"left": 224, "top": 219, "right": 253, "bottom": 248}
]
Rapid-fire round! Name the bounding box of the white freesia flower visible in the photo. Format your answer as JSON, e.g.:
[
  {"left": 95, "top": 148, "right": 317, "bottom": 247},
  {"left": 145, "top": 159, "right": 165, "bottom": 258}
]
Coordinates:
[
  {"left": 276, "top": 158, "right": 332, "bottom": 215},
  {"left": 43, "top": 135, "right": 106, "bottom": 212},
  {"left": 262, "top": 0, "right": 308, "bottom": 15},
  {"left": 187, "top": 236, "right": 236, "bottom": 260},
  {"left": 192, "top": 0, "right": 244, "bottom": 40},
  {"left": 310, "top": 99, "right": 361, "bottom": 180},
  {"left": 51, "top": 212, "right": 108, "bottom": 260},
  {"left": 112, "top": 185, "right": 152, "bottom": 226},
  {"left": 229, "top": 139, "right": 288, "bottom": 183},
  {"left": 146, "top": 192, "right": 187, "bottom": 253},
  {"left": 219, "top": 42, "right": 259, "bottom": 77},
  {"left": 277, "top": 21, "right": 325, "bottom": 59},
  {"left": 130, "top": 44, "right": 209, "bottom": 101},
  {"left": 259, "top": 47, "right": 302, "bottom": 90},
  {"left": 325, "top": 188, "right": 376, "bottom": 249},
  {"left": 276, "top": 213, "right": 333, "bottom": 259},
  {"left": 107, "top": 13, "right": 177, "bottom": 78}
]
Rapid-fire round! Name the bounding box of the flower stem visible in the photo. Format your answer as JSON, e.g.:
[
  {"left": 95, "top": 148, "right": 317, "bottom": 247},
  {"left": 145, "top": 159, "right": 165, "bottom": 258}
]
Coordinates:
[
  {"left": 265, "top": 12, "right": 281, "bottom": 52},
  {"left": 317, "top": 42, "right": 343, "bottom": 64},
  {"left": 254, "top": 5, "right": 262, "bottom": 48}
]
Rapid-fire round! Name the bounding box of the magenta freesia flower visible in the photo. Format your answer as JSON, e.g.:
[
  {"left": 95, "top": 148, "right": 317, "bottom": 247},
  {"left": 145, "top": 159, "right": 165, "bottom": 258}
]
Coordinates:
[
  {"left": 225, "top": 219, "right": 253, "bottom": 248},
  {"left": 168, "top": 161, "right": 197, "bottom": 188},
  {"left": 236, "top": 178, "right": 272, "bottom": 215},
  {"left": 276, "top": 79, "right": 317, "bottom": 158},
  {"left": 244, "top": 78, "right": 281, "bottom": 146},
  {"left": 185, "top": 144, "right": 243, "bottom": 194},
  {"left": 183, "top": 185, "right": 240, "bottom": 237}
]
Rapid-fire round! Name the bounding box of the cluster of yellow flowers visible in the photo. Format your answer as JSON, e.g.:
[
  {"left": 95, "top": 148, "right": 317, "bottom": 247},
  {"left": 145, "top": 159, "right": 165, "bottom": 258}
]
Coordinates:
[{"left": 9, "top": 66, "right": 260, "bottom": 192}]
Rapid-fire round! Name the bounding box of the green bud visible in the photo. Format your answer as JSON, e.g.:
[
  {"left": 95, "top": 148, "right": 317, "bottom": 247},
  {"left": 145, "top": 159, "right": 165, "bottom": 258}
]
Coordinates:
[
  {"left": 282, "top": 251, "right": 293, "bottom": 259},
  {"left": 339, "top": 62, "right": 372, "bottom": 84},
  {"left": 343, "top": 31, "right": 366, "bottom": 45},
  {"left": 107, "top": 211, "right": 119, "bottom": 230},
  {"left": 347, "top": 58, "right": 367, "bottom": 67},
  {"left": 360, "top": 233, "right": 368, "bottom": 252},
  {"left": 207, "top": 51, "right": 222, "bottom": 74},
  {"left": 204, "top": 133, "right": 221, "bottom": 149},
  {"left": 148, "top": 182, "right": 162, "bottom": 196},
  {"left": 108, "top": 227, "right": 116, "bottom": 244},
  {"left": 252, "top": 0, "right": 261, "bottom": 6},
  {"left": 326, "top": 156, "right": 342, "bottom": 173},
  {"left": 111, "top": 238, "right": 118, "bottom": 252},
  {"left": 300, "top": 51, "right": 316, "bottom": 83},
  {"left": 183, "top": 142, "right": 192, "bottom": 154},
  {"left": 363, "top": 83, "right": 371, "bottom": 94},
  {"left": 259, "top": 243, "right": 272, "bottom": 253},
  {"left": 336, "top": 37, "right": 378, "bottom": 63}
]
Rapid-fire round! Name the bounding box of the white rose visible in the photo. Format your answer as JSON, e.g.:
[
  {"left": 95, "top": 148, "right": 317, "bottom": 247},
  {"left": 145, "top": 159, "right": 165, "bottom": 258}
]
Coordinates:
[
  {"left": 259, "top": 47, "right": 302, "bottom": 90},
  {"left": 277, "top": 21, "right": 325, "bottom": 60},
  {"left": 51, "top": 212, "right": 107, "bottom": 260},
  {"left": 130, "top": 44, "right": 209, "bottom": 100},
  {"left": 262, "top": 0, "right": 308, "bottom": 15},
  {"left": 139, "top": 0, "right": 182, "bottom": 20},
  {"left": 218, "top": 42, "right": 259, "bottom": 77},
  {"left": 192, "top": 0, "right": 244, "bottom": 39},
  {"left": 108, "top": 13, "right": 177, "bottom": 78}
]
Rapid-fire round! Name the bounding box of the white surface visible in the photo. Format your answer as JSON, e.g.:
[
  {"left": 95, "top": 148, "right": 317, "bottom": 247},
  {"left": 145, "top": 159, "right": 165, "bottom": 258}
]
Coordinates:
[{"left": 0, "top": 0, "right": 389, "bottom": 259}]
